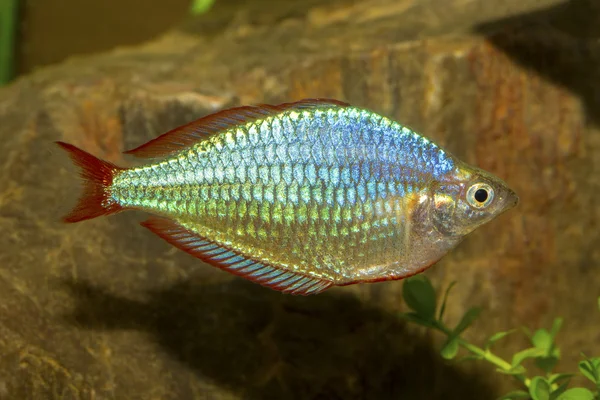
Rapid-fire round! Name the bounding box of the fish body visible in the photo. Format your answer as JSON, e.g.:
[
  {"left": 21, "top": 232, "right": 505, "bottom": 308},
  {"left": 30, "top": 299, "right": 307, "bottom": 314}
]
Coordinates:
[{"left": 57, "top": 99, "right": 518, "bottom": 295}]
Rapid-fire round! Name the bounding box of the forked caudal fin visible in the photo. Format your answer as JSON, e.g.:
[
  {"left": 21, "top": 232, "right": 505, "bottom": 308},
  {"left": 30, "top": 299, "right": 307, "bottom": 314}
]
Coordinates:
[{"left": 55, "top": 141, "right": 124, "bottom": 223}]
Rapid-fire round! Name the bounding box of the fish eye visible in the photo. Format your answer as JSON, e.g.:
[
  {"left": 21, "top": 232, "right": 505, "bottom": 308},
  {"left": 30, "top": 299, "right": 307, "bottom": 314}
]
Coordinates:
[
  {"left": 474, "top": 189, "right": 488, "bottom": 202},
  {"left": 466, "top": 183, "right": 494, "bottom": 209}
]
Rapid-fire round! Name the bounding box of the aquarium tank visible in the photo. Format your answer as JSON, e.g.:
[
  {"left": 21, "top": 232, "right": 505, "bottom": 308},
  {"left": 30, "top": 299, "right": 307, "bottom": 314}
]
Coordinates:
[{"left": 0, "top": 0, "right": 598, "bottom": 399}]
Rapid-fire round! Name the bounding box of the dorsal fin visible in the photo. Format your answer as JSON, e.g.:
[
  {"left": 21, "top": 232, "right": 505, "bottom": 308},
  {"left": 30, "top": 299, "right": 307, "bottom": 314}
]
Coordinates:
[
  {"left": 124, "top": 98, "right": 350, "bottom": 159},
  {"left": 141, "top": 216, "right": 334, "bottom": 295}
]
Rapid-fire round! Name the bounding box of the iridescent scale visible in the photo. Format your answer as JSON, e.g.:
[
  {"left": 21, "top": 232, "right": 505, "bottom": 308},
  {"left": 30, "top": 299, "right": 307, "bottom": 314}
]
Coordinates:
[{"left": 111, "top": 105, "right": 455, "bottom": 283}]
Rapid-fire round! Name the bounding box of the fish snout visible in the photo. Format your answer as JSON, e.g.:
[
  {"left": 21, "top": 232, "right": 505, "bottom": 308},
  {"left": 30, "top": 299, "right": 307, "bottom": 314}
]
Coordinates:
[{"left": 503, "top": 187, "right": 519, "bottom": 211}]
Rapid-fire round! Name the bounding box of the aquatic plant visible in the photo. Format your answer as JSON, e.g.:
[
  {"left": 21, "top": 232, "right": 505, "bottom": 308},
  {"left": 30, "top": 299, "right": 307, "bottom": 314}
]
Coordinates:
[
  {"left": 189, "top": 0, "right": 216, "bottom": 16},
  {"left": 0, "top": 0, "right": 19, "bottom": 85},
  {"left": 401, "top": 275, "right": 600, "bottom": 400}
]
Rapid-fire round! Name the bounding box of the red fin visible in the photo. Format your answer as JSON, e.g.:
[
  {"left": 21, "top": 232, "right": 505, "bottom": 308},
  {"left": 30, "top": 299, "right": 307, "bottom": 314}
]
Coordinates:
[
  {"left": 338, "top": 264, "right": 434, "bottom": 286},
  {"left": 56, "top": 141, "right": 124, "bottom": 223},
  {"left": 141, "top": 216, "right": 334, "bottom": 295},
  {"left": 124, "top": 98, "right": 350, "bottom": 159}
]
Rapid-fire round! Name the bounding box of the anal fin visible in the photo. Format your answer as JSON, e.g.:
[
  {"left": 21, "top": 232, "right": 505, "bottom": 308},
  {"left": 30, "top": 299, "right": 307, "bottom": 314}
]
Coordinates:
[{"left": 141, "top": 217, "right": 333, "bottom": 295}]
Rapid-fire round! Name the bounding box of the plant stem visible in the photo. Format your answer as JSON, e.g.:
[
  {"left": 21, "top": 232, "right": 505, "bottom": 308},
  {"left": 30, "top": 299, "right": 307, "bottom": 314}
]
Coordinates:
[
  {"left": 458, "top": 337, "right": 531, "bottom": 387},
  {"left": 0, "top": 0, "right": 19, "bottom": 85},
  {"left": 433, "top": 321, "right": 531, "bottom": 388}
]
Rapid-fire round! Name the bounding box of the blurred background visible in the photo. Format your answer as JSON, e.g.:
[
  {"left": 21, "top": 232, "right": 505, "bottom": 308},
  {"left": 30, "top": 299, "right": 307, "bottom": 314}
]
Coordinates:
[{"left": 1, "top": 0, "right": 214, "bottom": 84}]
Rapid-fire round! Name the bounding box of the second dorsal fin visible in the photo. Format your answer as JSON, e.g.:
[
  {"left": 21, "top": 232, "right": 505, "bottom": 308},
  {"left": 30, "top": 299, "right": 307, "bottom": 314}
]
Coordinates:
[{"left": 123, "top": 98, "right": 350, "bottom": 159}]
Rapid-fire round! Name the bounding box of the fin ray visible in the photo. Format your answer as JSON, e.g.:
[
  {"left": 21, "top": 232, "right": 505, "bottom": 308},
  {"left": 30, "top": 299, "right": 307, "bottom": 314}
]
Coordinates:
[
  {"left": 56, "top": 141, "right": 124, "bottom": 223},
  {"left": 140, "top": 217, "right": 333, "bottom": 295},
  {"left": 124, "top": 99, "right": 349, "bottom": 159}
]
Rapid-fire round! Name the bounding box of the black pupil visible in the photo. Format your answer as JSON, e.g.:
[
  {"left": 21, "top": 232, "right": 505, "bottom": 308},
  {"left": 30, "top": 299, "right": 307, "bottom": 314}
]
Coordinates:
[{"left": 474, "top": 189, "right": 488, "bottom": 203}]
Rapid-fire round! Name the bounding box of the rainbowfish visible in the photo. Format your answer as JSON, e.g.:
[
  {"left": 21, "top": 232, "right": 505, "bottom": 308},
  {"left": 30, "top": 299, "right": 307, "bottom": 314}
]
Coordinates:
[{"left": 57, "top": 99, "right": 518, "bottom": 295}]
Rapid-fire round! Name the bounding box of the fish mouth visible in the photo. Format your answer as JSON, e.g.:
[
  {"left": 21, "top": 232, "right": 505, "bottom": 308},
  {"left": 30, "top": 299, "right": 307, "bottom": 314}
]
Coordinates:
[{"left": 503, "top": 188, "right": 519, "bottom": 211}]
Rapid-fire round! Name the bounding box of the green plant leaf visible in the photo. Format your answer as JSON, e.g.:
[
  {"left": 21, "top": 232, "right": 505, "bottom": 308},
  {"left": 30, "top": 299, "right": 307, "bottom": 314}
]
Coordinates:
[
  {"left": 402, "top": 276, "right": 437, "bottom": 321},
  {"left": 189, "top": 0, "right": 215, "bottom": 15},
  {"left": 555, "top": 388, "right": 595, "bottom": 400},
  {"left": 592, "top": 358, "right": 600, "bottom": 383},
  {"left": 535, "top": 356, "right": 559, "bottom": 374},
  {"left": 549, "top": 381, "right": 570, "bottom": 400},
  {"left": 529, "top": 376, "right": 551, "bottom": 400},
  {"left": 485, "top": 330, "right": 516, "bottom": 350},
  {"left": 512, "top": 347, "right": 546, "bottom": 368},
  {"left": 498, "top": 390, "right": 530, "bottom": 400},
  {"left": 438, "top": 281, "right": 456, "bottom": 321},
  {"left": 578, "top": 359, "right": 600, "bottom": 384},
  {"left": 398, "top": 312, "right": 437, "bottom": 329},
  {"left": 548, "top": 373, "right": 574, "bottom": 385},
  {"left": 441, "top": 337, "right": 459, "bottom": 360},
  {"left": 532, "top": 329, "right": 552, "bottom": 352},
  {"left": 590, "top": 357, "right": 600, "bottom": 370},
  {"left": 453, "top": 307, "right": 482, "bottom": 336},
  {"left": 549, "top": 318, "right": 563, "bottom": 340},
  {"left": 438, "top": 307, "right": 481, "bottom": 362},
  {"left": 589, "top": 357, "right": 600, "bottom": 368},
  {"left": 531, "top": 324, "right": 560, "bottom": 374}
]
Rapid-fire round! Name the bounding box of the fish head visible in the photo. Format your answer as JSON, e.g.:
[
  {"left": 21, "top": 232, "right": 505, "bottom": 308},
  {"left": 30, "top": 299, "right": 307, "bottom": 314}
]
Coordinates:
[{"left": 431, "top": 163, "right": 518, "bottom": 238}]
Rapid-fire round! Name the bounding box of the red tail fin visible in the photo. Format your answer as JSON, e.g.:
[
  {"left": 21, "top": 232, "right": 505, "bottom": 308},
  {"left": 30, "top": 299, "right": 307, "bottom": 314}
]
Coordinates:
[{"left": 56, "top": 141, "right": 124, "bottom": 223}]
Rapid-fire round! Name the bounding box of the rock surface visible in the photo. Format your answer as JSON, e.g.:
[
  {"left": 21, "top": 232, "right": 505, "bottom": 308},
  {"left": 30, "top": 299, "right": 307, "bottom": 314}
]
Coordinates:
[{"left": 0, "top": 0, "right": 599, "bottom": 398}]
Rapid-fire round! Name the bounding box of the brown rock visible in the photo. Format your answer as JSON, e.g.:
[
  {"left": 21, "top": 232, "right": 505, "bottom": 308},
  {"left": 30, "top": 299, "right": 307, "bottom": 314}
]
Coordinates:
[{"left": 1, "top": 0, "right": 598, "bottom": 398}]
